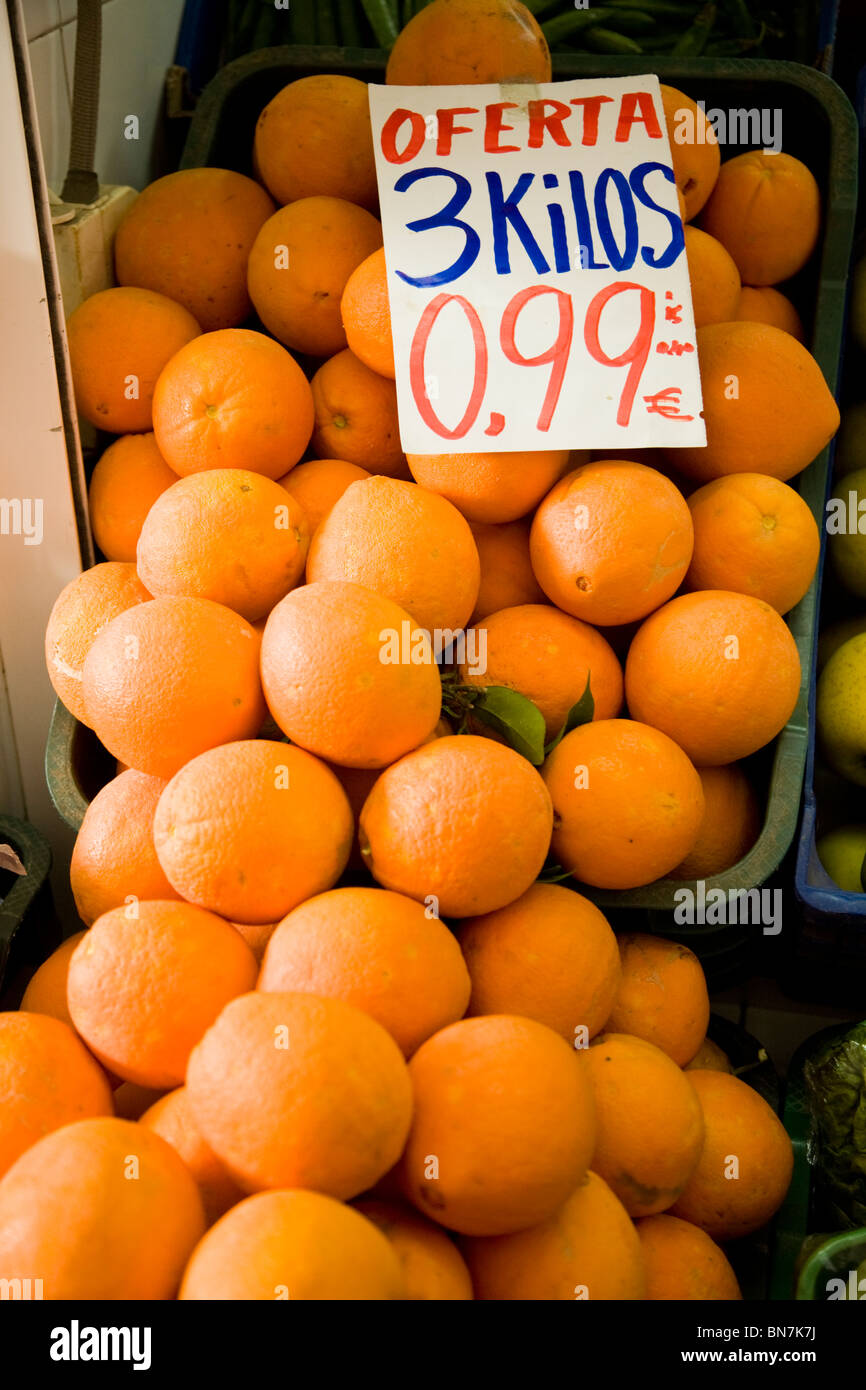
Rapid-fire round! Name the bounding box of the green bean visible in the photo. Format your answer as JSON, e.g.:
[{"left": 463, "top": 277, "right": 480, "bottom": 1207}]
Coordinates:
[
  {"left": 605, "top": 11, "right": 658, "bottom": 33},
  {"left": 542, "top": 8, "right": 615, "bottom": 45},
  {"left": 290, "top": 1, "right": 317, "bottom": 46},
  {"left": 723, "top": 0, "right": 757, "bottom": 39},
  {"left": 317, "top": 1, "right": 338, "bottom": 44},
  {"left": 360, "top": 0, "right": 400, "bottom": 50},
  {"left": 607, "top": 0, "right": 700, "bottom": 14},
  {"left": 672, "top": 1, "right": 717, "bottom": 54},
  {"left": 584, "top": 27, "right": 644, "bottom": 52},
  {"left": 336, "top": 0, "right": 362, "bottom": 46}
]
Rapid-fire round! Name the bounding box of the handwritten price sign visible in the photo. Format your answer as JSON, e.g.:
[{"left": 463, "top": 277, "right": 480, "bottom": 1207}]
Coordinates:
[{"left": 369, "top": 76, "right": 705, "bottom": 453}]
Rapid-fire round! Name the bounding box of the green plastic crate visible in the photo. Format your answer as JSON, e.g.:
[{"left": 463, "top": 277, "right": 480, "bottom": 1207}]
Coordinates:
[
  {"left": 0, "top": 815, "right": 56, "bottom": 1005},
  {"left": 48, "top": 53, "right": 858, "bottom": 931}
]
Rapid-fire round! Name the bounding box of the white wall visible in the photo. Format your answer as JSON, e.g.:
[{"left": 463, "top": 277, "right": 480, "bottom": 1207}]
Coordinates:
[{"left": 25, "top": 0, "right": 186, "bottom": 193}]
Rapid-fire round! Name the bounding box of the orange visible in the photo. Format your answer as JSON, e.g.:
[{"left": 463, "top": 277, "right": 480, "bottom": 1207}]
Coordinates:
[
  {"left": 672, "top": 763, "right": 762, "bottom": 879},
  {"left": 0, "top": 1012, "right": 112, "bottom": 1178},
  {"left": 737, "top": 285, "right": 805, "bottom": 341},
  {"left": 459, "top": 602, "right": 623, "bottom": 739},
  {"left": 254, "top": 74, "right": 377, "bottom": 210},
  {"left": 341, "top": 247, "right": 394, "bottom": 378},
  {"left": 88, "top": 433, "right": 178, "bottom": 562},
  {"left": 583, "top": 1033, "right": 705, "bottom": 1216},
  {"left": 114, "top": 167, "right": 275, "bottom": 330},
  {"left": 19, "top": 931, "right": 86, "bottom": 1026},
  {"left": 406, "top": 450, "right": 570, "bottom": 525},
  {"left": 247, "top": 197, "right": 383, "bottom": 357},
  {"left": 136, "top": 469, "right": 309, "bottom": 622},
  {"left": 179, "top": 1189, "right": 405, "bottom": 1300},
  {"left": 0, "top": 1117, "right": 204, "bottom": 1299},
  {"left": 186, "top": 991, "right": 412, "bottom": 1197},
  {"left": 636, "top": 1214, "right": 742, "bottom": 1300},
  {"left": 70, "top": 768, "right": 180, "bottom": 925},
  {"left": 659, "top": 85, "right": 721, "bottom": 222},
  {"left": 605, "top": 934, "right": 710, "bottom": 1066},
  {"left": 360, "top": 735, "right": 553, "bottom": 917},
  {"left": 624, "top": 590, "right": 802, "bottom": 764},
  {"left": 684, "top": 471, "right": 820, "bottom": 615},
  {"left": 685, "top": 1037, "right": 732, "bottom": 1073},
  {"left": 529, "top": 460, "right": 694, "bottom": 625},
  {"left": 469, "top": 519, "right": 545, "bottom": 621},
  {"left": 671, "top": 323, "right": 838, "bottom": 484},
  {"left": 66, "top": 286, "right": 200, "bottom": 433},
  {"left": 140, "top": 1087, "right": 244, "bottom": 1226},
  {"left": 399, "top": 1014, "right": 595, "bottom": 1236},
  {"left": 81, "top": 595, "right": 265, "bottom": 778},
  {"left": 458, "top": 882, "right": 620, "bottom": 1042},
  {"left": 354, "top": 1200, "right": 473, "bottom": 1300},
  {"left": 278, "top": 457, "right": 370, "bottom": 534},
  {"left": 153, "top": 740, "right": 353, "bottom": 924},
  {"left": 542, "top": 719, "right": 705, "bottom": 890},
  {"left": 44, "top": 561, "right": 151, "bottom": 726},
  {"left": 700, "top": 150, "right": 821, "bottom": 286},
  {"left": 310, "top": 349, "right": 407, "bottom": 476},
  {"left": 230, "top": 921, "right": 278, "bottom": 965},
  {"left": 670, "top": 1070, "right": 794, "bottom": 1239},
  {"left": 260, "top": 580, "right": 442, "bottom": 768},
  {"left": 463, "top": 1171, "right": 646, "bottom": 1301},
  {"left": 308, "top": 476, "right": 480, "bottom": 632},
  {"left": 386, "top": 0, "right": 551, "bottom": 85},
  {"left": 684, "top": 225, "right": 741, "bottom": 328},
  {"left": 67, "top": 901, "right": 258, "bottom": 1088},
  {"left": 152, "top": 328, "right": 314, "bottom": 481},
  {"left": 258, "top": 886, "right": 471, "bottom": 1057}
]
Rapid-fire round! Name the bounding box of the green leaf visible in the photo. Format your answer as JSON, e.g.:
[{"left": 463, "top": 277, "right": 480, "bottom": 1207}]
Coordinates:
[
  {"left": 471, "top": 686, "right": 547, "bottom": 766},
  {"left": 537, "top": 860, "right": 576, "bottom": 884},
  {"left": 543, "top": 674, "right": 595, "bottom": 758}
]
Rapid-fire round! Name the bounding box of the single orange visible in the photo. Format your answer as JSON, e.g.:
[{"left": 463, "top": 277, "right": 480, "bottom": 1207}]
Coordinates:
[
  {"left": 137, "top": 469, "right": 309, "bottom": 621},
  {"left": 67, "top": 900, "right": 258, "bottom": 1088},
  {"left": 66, "top": 286, "right": 200, "bottom": 432},
  {"left": 671, "top": 322, "right": 839, "bottom": 484},
  {"left": 310, "top": 348, "right": 407, "bottom": 476},
  {"left": 260, "top": 580, "right": 442, "bottom": 768},
  {"left": 341, "top": 247, "right": 394, "bottom": 378},
  {"left": 672, "top": 764, "right": 762, "bottom": 879},
  {"left": 0, "top": 1012, "right": 113, "bottom": 1179},
  {"left": 278, "top": 457, "right": 371, "bottom": 534},
  {"left": 153, "top": 740, "right": 353, "bottom": 924},
  {"left": 44, "top": 562, "right": 151, "bottom": 726},
  {"left": 254, "top": 74, "right": 377, "bottom": 210},
  {"left": 406, "top": 450, "right": 570, "bottom": 525},
  {"left": 179, "top": 1190, "right": 405, "bottom": 1300},
  {"left": 542, "top": 719, "right": 705, "bottom": 890},
  {"left": 463, "top": 1171, "right": 646, "bottom": 1300},
  {"left": 684, "top": 225, "right": 741, "bottom": 328},
  {"left": 354, "top": 1200, "right": 473, "bottom": 1300},
  {"left": 247, "top": 197, "right": 383, "bottom": 357},
  {"left": 114, "top": 167, "right": 275, "bottom": 330},
  {"left": 684, "top": 471, "right": 820, "bottom": 615},
  {"left": 81, "top": 595, "right": 265, "bottom": 778},
  {"left": 459, "top": 602, "right": 623, "bottom": 739},
  {"left": 529, "top": 460, "right": 694, "bottom": 626},
  {"left": 624, "top": 590, "right": 802, "bottom": 764},
  {"left": 584, "top": 1032, "right": 705, "bottom": 1216},
  {"left": 399, "top": 1015, "right": 596, "bottom": 1236},
  {"left": 308, "top": 476, "right": 480, "bottom": 633},
  {"left": 636, "top": 1214, "right": 742, "bottom": 1299},
  {"left": 20, "top": 931, "right": 87, "bottom": 1027},
  {"left": 458, "top": 882, "right": 620, "bottom": 1042},
  {"left": 0, "top": 1117, "right": 205, "bottom": 1299},
  {"left": 186, "top": 991, "right": 413, "bottom": 1198},
  {"left": 469, "top": 519, "right": 545, "bottom": 621},
  {"left": 258, "top": 886, "right": 470, "bottom": 1057},
  {"left": 670, "top": 1070, "right": 794, "bottom": 1240},
  {"left": 88, "top": 433, "right": 178, "bottom": 562},
  {"left": 700, "top": 150, "right": 821, "bottom": 285},
  {"left": 605, "top": 934, "right": 710, "bottom": 1066},
  {"left": 152, "top": 328, "right": 314, "bottom": 480},
  {"left": 360, "top": 735, "right": 553, "bottom": 918},
  {"left": 70, "top": 768, "right": 181, "bottom": 925},
  {"left": 736, "top": 285, "right": 805, "bottom": 341},
  {"left": 140, "top": 1087, "right": 244, "bottom": 1226},
  {"left": 386, "top": 0, "right": 551, "bottom": 85}
]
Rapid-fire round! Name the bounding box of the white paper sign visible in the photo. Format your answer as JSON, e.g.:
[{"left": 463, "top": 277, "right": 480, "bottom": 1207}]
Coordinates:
[{"left": 369, "top": 76, "right": 705, "bottom": 454}]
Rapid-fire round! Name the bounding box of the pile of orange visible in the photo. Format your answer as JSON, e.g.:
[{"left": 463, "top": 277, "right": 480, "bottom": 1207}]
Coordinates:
[{"left": 19, "top": 0, "right": 824, "bottom": 1300}]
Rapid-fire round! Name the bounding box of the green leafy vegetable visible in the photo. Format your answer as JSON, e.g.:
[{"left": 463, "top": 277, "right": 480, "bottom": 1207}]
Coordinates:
[{"left": 804, "top": 1022, "right": 866, "bottom": 1230}]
